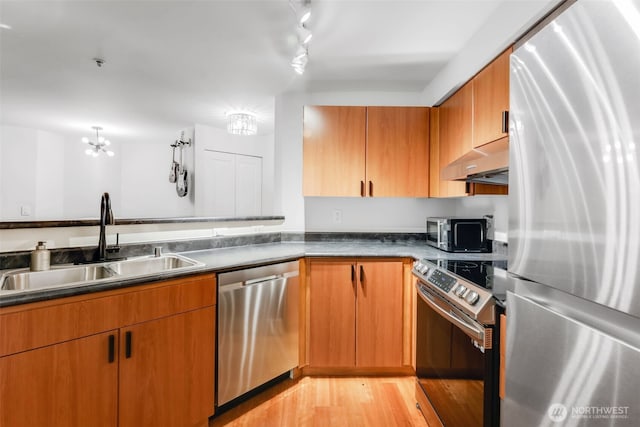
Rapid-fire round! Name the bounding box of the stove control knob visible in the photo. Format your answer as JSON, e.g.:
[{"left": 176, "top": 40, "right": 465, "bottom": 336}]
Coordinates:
[
  {"left": 420, "top": 265, "right": 430, "bottom": 274},
  {"left": 465, "top": 291, "right": 480, "bottom": 305},
  {"left": 455, "top": 285, "right": 467, "bottom": 298}
]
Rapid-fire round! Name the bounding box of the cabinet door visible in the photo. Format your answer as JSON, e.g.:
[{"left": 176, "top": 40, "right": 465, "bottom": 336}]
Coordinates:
[
  {"left": 119, "top": 307, "right": 215, "bottom": 427},
  {"left": 308, "top": 261, "right": 356, "bottom": 367},
  {"left": 0, "top": 331, "right": 118, "bottom": 427},
  {"left": 356, "top": 261, "right": 403, "bottom": 367},
  {"left": 438, "top": 84, "right": 471, "bottom": 197},
  {"left": 201, "top": 150, "right": 236, "bottom": 216},
  {"left": 472, "top": 48, "right": 511, "bottom": 148},
  {"left": 366, "top": 107, "right": 429, "bottom": 197},
  {"left": 303, "top": 106, "right": 366, "bottom": 196},
  {"left": 200, "top": 150, "right": 263, "bottom": 216},
  {"left": 235, "top": 154, "right": 262, "bottom": 216}
]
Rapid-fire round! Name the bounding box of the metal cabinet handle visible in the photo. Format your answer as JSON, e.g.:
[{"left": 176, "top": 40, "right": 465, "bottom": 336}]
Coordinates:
[
  {"left": 351, "top": 265, "right": 355, "bottom": 282},
  {"left": 368, "top": 181, "right": 373, "bottom": 197},
  {"left": 359, "top": 265, "right": 364, "bottom": 284},
  {"left": 125, "top": 331, "right": 132, "bottom": 358},
  {"left": 501, "top": 111, "right": 509, "bottom": 134},
  {"left": 108, "top": 334, "right": 115, "bottom": 363},
  {"left": 360, "top": 181, "right": 365, "bottom": 197}
]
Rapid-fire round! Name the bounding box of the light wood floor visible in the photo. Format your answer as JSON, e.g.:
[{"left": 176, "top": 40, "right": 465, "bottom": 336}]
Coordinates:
[{"left": 210, "top": 376, "right": 429, "bottom": 427}]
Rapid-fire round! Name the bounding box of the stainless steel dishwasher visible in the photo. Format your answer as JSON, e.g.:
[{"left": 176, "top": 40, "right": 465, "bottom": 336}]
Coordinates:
[{"left": 217, "top": 260, "right": 299, "bottom": 406}]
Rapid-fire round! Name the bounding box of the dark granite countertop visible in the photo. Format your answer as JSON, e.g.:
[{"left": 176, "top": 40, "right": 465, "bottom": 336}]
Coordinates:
[{"left": 0, "top": 240, "right": 506, "bottom": 308}]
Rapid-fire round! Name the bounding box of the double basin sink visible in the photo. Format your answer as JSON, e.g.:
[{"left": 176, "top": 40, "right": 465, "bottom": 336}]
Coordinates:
[{"left": 0, "top": 254, "right": 205, "bottom": 294}]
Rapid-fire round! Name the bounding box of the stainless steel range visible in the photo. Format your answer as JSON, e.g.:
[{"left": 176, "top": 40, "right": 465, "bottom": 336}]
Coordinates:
[{"left": 412, "top": 258, "right": 505, "bottom": 427}]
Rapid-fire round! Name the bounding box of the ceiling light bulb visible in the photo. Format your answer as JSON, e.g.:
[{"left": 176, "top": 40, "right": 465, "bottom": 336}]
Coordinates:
[
  {"left": 299, "top": 8, "right": 311, "bottom": 25},
  {"left": 302, "top": 32, "right": 312, "bottom": 44},
  {"left": 85, "top": 148, "right": 93, "bottom": 155},
  {"left": 81, "top": 137, "right": 89, "bottom": 144},
  {"left": 107, "top": 150, "right": 115, "bottom": 157},
  {"left": 104, "top": 139, "right": 111, "bottom": 146}
]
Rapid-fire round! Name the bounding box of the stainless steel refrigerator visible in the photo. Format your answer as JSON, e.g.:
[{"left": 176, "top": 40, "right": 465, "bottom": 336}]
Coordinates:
[{"left": 505, "top": 0, "right": 640, "bottom": 425}]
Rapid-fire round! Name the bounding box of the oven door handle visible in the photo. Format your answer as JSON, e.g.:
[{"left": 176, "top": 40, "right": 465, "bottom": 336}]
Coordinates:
[{"left": 416, "top": 282, "right": 485, "bottom": 343}]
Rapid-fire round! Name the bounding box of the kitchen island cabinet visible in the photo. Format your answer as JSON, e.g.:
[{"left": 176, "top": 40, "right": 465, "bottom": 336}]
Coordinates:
[
  {"left": 306, "top": 258, "right": 411, "bottom": 373},
  {"left": 303, "top": 106, "right": 429, "bottom": 197},
  {"left": 0, "top": 274, "right": 216, "bottom": 427}
]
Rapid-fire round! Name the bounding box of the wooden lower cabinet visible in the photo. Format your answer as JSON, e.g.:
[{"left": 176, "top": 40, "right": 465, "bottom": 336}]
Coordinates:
[
  {"left": 0, "top": 331, "right": 118, "bottom": 427},
  {"left": 0, "top": 274, "right": 216, "bottom": 427},
  {"left": 308, "top": 259, "right": 404, "bottom": 370},
  {"left": 308, "top": 261, "right": 356, "bottom": 367},
  {"left": 119, "top": 307, "right": 215, "bottom": 427},
  {"left": 356, "top": 261, "right": 403, "bottom": 367}
]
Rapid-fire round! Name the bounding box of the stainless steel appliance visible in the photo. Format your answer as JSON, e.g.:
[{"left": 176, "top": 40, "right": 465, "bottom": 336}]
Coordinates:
[
  {"left": 441, "top": 137, "right": 509, "bottom": 185},
  {"left": 217, "top": 261, "right": 299, "bottom": 407},
  {"left": 505, "top": 0, "right": 640, "bottom": 425},
  {"left": 426, "top": 217, "right": 491, "bottom": 253},
  {"left": 413, "top": 258, "right": 506, "bottom": 426}
]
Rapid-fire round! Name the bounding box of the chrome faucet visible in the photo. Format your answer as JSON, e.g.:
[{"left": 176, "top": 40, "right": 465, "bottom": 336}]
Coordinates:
[{"left": 97, "top": 192, "right": 114, "bottom": 261}]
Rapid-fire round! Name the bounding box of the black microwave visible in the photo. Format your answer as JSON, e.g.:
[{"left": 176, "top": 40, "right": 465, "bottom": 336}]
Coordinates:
[{"left": 426, "top": 217, "right": 490, "bottom": 252}]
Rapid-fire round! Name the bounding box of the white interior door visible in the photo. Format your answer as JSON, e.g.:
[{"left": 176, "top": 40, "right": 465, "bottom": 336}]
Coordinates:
[
  {"left": 235, "top": 155, "right": 262, "bottom": 216},
  {"left": 201, "top": 150, "right": 262, "bottom": 217}
]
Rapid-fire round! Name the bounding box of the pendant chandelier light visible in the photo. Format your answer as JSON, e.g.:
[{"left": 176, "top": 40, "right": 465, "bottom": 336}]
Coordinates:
[
  {"left": 81, "top": 126, "right": 114, "bottom": 157},
  {"left": 227, "top": 112, "right": 258, "bottom": 136}
]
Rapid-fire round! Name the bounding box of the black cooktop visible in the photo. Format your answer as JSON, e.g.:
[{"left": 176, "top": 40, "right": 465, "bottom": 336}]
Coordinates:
[{"left": 423, "top": 258, "right": 508, "bottom": 300}]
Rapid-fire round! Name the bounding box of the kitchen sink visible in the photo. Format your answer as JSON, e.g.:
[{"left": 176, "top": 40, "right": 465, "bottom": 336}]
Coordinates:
[
  {"left": 105, "top": 254, "right": 201, "bottom": 276},
  {"left": 0, "top": 254, "right": 204, "bottom": 293},
  {"left": 1, "top": 265, "right": 117, "bottom": 291}
]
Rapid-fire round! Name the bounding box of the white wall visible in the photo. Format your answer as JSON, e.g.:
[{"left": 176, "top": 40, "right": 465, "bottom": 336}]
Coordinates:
[
  {"left": 421, "top": 0, "right": 561, "bottom": 105},
  {"left": 0, "top": 126, "right": 66, "bottom": 220},
  {"left": 305, "top": 197, "right": 457, "bottom": 232},
  {"left": 119, "top": 134, "right": 195, "bottom": 218},
  {"left": 274, "top": 91, "right": 306, "bottom": 232}
]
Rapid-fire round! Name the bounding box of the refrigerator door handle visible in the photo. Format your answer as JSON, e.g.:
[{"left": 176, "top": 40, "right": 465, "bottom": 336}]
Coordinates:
[{"left": 416, "top": 282, "right": 485, "bottom": 343}]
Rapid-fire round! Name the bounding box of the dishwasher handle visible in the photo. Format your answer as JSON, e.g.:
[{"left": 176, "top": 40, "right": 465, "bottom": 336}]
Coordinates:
[
  {"left": 244, "top": 275, "right": 280, "bottom": 286},
  {"left": 220, "top": 270, "right": 299, "bottom": 292}
]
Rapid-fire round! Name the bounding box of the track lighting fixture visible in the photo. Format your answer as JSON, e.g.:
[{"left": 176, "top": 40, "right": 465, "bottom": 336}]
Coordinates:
[{"left": 289, "top": 0, "right": 312, "bottom": 75}]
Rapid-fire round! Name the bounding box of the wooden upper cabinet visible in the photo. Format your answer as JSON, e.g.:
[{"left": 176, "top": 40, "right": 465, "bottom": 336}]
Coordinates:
[
  {"left": 303, "top": 105, "right": 429, "bottom": 197},
  {"left": 437, "top": 83, "right": 472, "bottom": 198},
  {"left": 366, "top": 107, "right": 429, "bottom": 197},
  {"left": 472, "top": 47, "right": 512, "bottom": 148},
  {"left": 303, "top": 106, "right": 366, "bottom": 197}
]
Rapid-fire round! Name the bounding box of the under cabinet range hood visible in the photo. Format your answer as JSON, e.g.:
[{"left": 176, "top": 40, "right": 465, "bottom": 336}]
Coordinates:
[{"left": 441, "top": 137, "right": 509, "bottom": 185}]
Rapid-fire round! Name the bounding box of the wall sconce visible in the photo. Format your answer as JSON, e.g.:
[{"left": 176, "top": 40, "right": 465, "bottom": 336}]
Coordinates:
[
  {"left": 227, "top": 113, "right": 258, "bottom": 136},
  {"left": 81, "top": 126, "right": 114, "bottom": 157}
]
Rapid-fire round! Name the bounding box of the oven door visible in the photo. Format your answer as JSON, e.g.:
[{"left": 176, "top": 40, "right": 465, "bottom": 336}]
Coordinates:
[{"left": 415, "top": 281, "right": 499, "bottom": 427}]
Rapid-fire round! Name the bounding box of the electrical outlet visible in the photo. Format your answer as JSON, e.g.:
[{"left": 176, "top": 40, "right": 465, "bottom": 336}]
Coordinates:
[
  {"left": 332, "top": 209, "right": 342, "bottom": 224},
  {"left": 20, "top": 205, "right": 32, "bottom": 216}
]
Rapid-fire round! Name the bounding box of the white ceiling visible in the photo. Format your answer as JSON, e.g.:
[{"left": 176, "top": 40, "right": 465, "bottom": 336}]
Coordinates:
[{"left": 0, "top": 0, "right": 520, "bottom": 141}]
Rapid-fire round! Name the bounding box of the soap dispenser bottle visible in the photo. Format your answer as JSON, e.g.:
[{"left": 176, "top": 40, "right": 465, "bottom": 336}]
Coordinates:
[{"left": 31, "top": 241, "right": 50, "bottom": 271}]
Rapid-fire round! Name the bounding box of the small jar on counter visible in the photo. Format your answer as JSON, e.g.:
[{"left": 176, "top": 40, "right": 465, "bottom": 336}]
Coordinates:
[{"left": 30, "top": 241, "right": 50, "bottom": 271}]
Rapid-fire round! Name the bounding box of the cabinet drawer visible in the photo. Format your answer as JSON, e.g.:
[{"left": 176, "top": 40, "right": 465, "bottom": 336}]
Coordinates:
[{"left": 0, "top": 273, "right": 216, "bottom": 357}]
